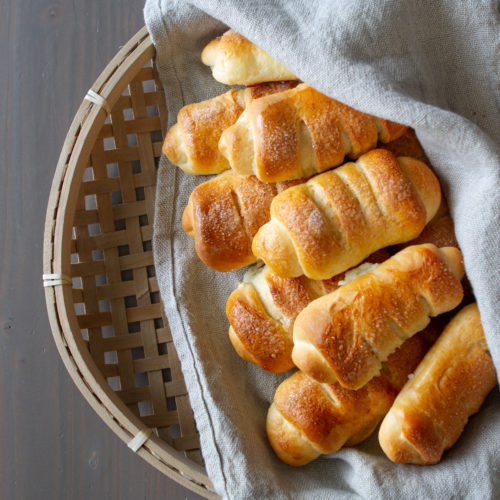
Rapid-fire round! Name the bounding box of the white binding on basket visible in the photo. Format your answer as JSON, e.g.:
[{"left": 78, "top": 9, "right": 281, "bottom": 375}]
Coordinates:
[
  {"left": 85, "top": 89, "right": 112, "bottom": 114},
  {"left": 127, "top": 428, "right": 152, "bottom": 452},
  {"left": 43, "top": 273, "right": 72, "bottom": 287}
]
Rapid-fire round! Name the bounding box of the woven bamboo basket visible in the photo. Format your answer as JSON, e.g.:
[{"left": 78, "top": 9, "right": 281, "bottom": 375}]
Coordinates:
[{"left": 43, "top": 27, "right": 216, "bottom": 498}]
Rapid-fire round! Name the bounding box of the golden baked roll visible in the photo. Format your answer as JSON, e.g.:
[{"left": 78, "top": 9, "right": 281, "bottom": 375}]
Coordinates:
[
  {"left": 182, "top": 171, "right": 304, "bottom": 272},
  {"left": 379, "top": 303, "right": 497, "bottom": 465},
  {"left": 253, "top": 149, "right": 441, "bottom": 279},
  {"left": 267, "top": 331, "right": 430, "bottom": 466},
  {"left": 292, "top": 244, "right": 465, "bottom": 389},
  {"left": 218, "top": 83, "right": 408, "bottom": 182},
  {"left": 226, "top": 250, "right": 390, "bottom": 373},
  {"left": 163, "top": 81, "right": 299, "bottom": 175},
  {"left": 201, "top": 29, "right": 297, "bottom": 85}
]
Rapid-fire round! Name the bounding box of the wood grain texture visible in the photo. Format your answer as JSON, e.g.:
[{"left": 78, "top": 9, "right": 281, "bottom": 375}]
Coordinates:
[{"left": 0, "top": 1, "right": 204, "bottom": 498}]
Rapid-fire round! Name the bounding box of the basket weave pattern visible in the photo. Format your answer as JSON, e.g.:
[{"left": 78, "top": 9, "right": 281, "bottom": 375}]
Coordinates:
[
  {"left": 71, "top": 65, "right": 202, "bottom": 464},
  {"left": 44, "top": 28, "right": 215, "bottom": 498}
]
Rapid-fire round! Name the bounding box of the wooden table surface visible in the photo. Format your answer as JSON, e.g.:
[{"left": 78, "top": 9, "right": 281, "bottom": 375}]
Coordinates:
[{"left": 0, "top": 1, "right": 204, "bottom": 498}]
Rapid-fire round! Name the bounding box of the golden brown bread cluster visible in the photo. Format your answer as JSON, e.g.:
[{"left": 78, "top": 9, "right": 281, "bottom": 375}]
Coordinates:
[
  {"left": 163, "top": 81, "right": 299, "bottom": 175},
  {"left": 267, "top": 331, "right": 431, "bottom": 465},
  {"left": 378, "top": 303, "right": 497, "bottom": 465},
  {"left": 164, "top": 81, "right": 407, "bottom": 181},
  {"left": 226, "top": 249, "right": 390, "bottom": 373},
  {"left": 159, "top": 29, "right": 496, "bottom": 469},
  {"left": 182, "top": 148, "right": 435, "bottom": 275}
]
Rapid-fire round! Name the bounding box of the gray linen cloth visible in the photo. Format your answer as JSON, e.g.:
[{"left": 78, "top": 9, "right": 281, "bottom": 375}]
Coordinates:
[{"left": 144, "top": 1, "right": 500, "bottom": 498}]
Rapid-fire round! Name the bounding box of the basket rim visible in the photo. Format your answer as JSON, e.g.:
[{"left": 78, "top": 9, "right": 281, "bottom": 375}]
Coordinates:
[{"left": 43, "top": 25, "right": 216, "bottom": 499}]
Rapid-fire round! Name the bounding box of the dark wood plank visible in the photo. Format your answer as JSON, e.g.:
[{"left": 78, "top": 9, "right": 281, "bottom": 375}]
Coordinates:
[{"left": 0, "top": 1, "right": 205, "bottom": 498}]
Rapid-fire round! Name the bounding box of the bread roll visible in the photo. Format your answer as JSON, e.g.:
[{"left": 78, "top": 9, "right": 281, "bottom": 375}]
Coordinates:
[
  {"left": 163, "top": 81, "right": 299, "bottom": 175},
  {"left": 379, "top": 303, "right": 497, "bottom": 465},
  {"left": 292, "top": 244, "right": 465, "bottom": 389},
  {"left": 267, "top": 331, "right": 430, "bottom": 466},
  {"left": 219, "top": 84, "right": 408, "bottom": 182},
  {"left": 252, "top": 149, "right": 441, "bottom": 279},
  {"left": 226, "top": 250, "right": 390, "bottom": 372},
  {"left": 201, "top": 29, "right": 297, "bottom": 85},
  {"left": 182, "top": 171, "right": 304, "bottom": 272}
]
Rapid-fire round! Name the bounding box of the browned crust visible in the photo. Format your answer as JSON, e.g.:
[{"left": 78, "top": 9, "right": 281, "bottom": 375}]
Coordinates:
[
  {"left": 184, "top": 171, "right": 276, "bottom": 272},
  {"left": 274, "top": 371, "right": 396, "bottom": 453},
  {"left": 184, "top": 171, "right": 311, "bottom": 274},
  {"left": 226, "top": 250, "right": 390, "bottom": 373},
  {"left": 396, "top": 156, "right": 442, "bottom": 225},
  {"left": 253, "top": 91, "right": 302, "bottom": 181},
  {"left": 182, "top": 172, "right": 309, "bottom": 274},
  {"left": 232, "top": 174, "right": 278, "bottom": 239},
  {"left": 381, "top": 333, "right": 431, "bottom": 391},
  {"left": 268, "top": 331, "right": 429, "bottom": 464},
  {"left": 249, "top": 85, "right": 378, "bottom": 181},
  {"left": 275, "top": 178, "right": 307, "bottom": 193},
  {"left": 359, "top": 150, "right": 427, "bottom": 234},
  {"left": 379, "top": 303, "right": 497, "bottom": 465},
  {"left": 220, "top": 84, "right": 408, "bottom": 182},
  {"left": 163, "top": 82, "right": 301, "bottom": 175},
  {"left": 271, "top": 183, "right": 342, "bottom": 277},
  {"left": 266, "top": 403, "right": 320, "bottom": 466},
  {"left": 176, "top": 91, "right": 241, "bottom": 169},
  {"left": 253, "top": 149, "right": 441, "bottom": 279},
  {"left": 226, "top": 284, "right": 294, "bottom": 373},
  {"left": 292, "top": 244, "right": 464, "bottom": 389},
  {"left": 225, "top": 270, "right": 314, "bottom": 373},
  {"left": 294, "top": 86, "right": 378, "bottom": 162},
  {"left": 163, "top": 89, "right": 244, "bottom": 174},
  {"left": 264, "top": 273, "right": 313, "bottom": 320},
  {"left": 275, "top": 372, "right": 353, "bottom": 452}
]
